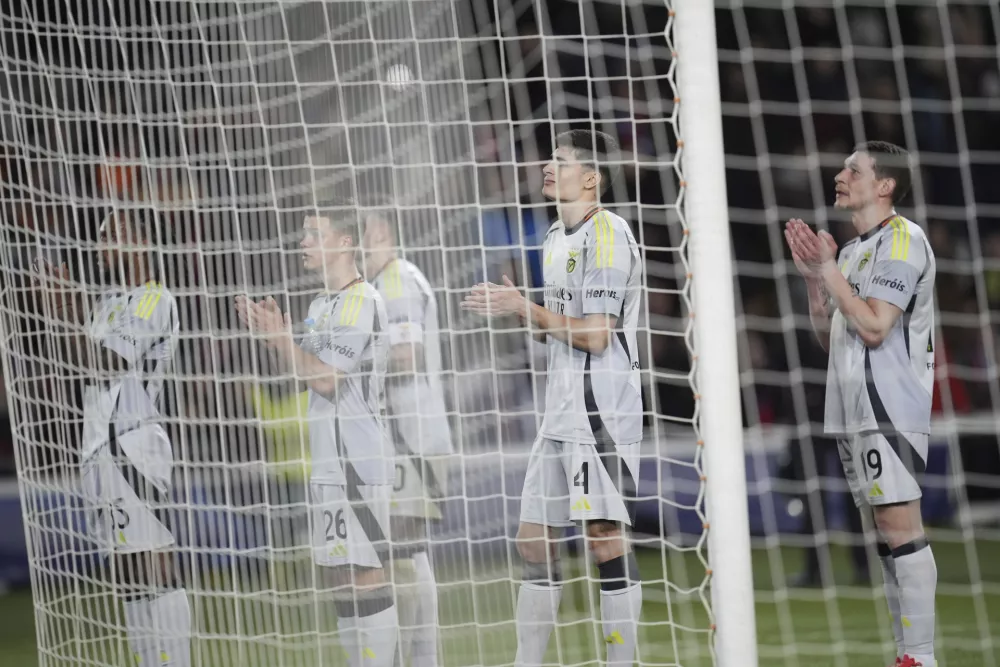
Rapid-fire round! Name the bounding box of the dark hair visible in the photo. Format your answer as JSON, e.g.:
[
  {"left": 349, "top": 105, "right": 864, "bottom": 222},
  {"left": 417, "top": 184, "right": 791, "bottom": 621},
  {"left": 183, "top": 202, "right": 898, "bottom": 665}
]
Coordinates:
[
  {"left": 105, "top": 206, "right": 171, "bottom": 245},
  {"left": 310, "top": 196, "right": 360, "bottom": 245},
  {"left": 555, "top": 129, "right": 621, "bottom": 195},
  {"left": 855, "top": 141, "right": 912, "bottom": 205}
]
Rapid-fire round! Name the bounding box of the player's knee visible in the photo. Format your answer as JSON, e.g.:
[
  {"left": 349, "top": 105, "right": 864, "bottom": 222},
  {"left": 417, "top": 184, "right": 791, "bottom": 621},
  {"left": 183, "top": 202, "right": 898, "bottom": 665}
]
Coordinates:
[
  {"left": 596, "top": 551, "right": 641, "bottom": 591},
  {"left": 521, "top": 558, "right": 562, "bottom": 587},
  {"left": 113, "top": 551, "right": 179, "bottom": 594},
  {"left": 515, "top": 524, "right": 553, "bottom": 563},
  {"left": 873, "top": 501, "right": 924, "bottom": 548},
  {"left": 586, "top": 520, "right": 626, "bottom": 562},
  {"left": 333, "top": 582, "right": 395, "bottom": 620}
]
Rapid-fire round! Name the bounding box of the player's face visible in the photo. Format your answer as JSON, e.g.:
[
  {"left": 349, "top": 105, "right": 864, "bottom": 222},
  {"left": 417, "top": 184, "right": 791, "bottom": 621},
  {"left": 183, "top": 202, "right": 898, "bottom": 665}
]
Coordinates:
[
  {"left": 834, "top": 151, "right": 882, "bottom": 211},
  {"left": 97, "top": 213, "right": 145, "bottom": 283},
  {"left": 542, "top": 146, "right": 598, "bottom": 202},
  {"left": 301, "top": 216, "right": 352, "bottom": 271}
]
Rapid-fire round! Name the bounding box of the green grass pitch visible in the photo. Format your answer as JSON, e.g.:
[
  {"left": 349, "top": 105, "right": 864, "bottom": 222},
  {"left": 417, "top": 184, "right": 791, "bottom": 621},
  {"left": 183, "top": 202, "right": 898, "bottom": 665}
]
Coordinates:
[{"left": 0, "top": 530, "right": 997, "bottom": 666}]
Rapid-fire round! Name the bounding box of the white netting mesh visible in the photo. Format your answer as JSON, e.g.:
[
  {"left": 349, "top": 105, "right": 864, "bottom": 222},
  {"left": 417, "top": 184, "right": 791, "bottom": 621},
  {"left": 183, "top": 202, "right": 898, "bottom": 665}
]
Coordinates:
[
  {"left": 0, "top": 1, "right": 716, "bottom": 666},
  {"left": 724, "top": 1, "right": 1000, "bottom": 666}
]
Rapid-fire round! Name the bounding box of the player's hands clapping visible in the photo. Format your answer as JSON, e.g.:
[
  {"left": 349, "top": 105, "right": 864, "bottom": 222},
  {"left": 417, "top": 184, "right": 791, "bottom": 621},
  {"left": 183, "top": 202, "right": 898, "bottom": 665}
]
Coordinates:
[
  {"left": 32, "top": 258, "right": 78, "bottom": 315},
  {"left": 461, "top": 275, "right": 528, "bottom": 319},
  {"left": 785, "top": 219, "right": 838, "bottom": 278},
  {"left": 235, "top": 295, "right": 293, "bottom": 348}
]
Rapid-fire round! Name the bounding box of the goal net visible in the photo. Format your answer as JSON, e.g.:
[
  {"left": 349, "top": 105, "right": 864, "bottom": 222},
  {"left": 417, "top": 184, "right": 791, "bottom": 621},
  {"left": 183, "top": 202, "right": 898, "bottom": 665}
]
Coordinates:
[
  {"left": 0, "top": 1, "right": 720, "bottom": 667},
  {"left": 721, "top": 1, "right": 1000, "bottom": 666}
]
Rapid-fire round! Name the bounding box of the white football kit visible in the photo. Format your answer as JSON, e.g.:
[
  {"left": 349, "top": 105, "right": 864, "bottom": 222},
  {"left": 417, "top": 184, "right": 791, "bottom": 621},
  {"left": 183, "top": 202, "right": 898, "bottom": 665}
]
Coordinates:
[
  {"left": 80, "top": 281, "right": 179, "bottom": 558},
  {"left": 521, "top": 209, "right": 644, "bottom": 527},
  {"left": 825, "top": 215, "right": 936, "bottom": 507},
  {"left": 299, "top": 279, "right": 394, "bottom": 568},
  {"left": 370, "top": 258, "right": 453, "bottom": 522}
]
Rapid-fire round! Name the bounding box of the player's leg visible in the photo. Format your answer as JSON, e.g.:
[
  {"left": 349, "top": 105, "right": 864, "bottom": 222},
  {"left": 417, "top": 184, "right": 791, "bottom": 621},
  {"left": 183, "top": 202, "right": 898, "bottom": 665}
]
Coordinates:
[
  {"left": 313, "top": 483, "right": 398, "bottom": 667},
  {"left": 515, "top": 437, "right": 571, "bottom": 666},
  {"left": 85, "top": 440, "right": 191, "bottom": 667},
  {"left": 390, "top": 517, "right": 424, "bottom": 665},
  {"left": 839, "top": 436, "right": 905, "bottom": 660},
  {"left": 574, "top": 443, "right": 642, "bottom": 667},
  {"left": 390, "top": 453, "right": 447, "bottom": 667},
  {"left": 117, "top": 551, "right": 192, "bottom": 667},
  {"left": 854, "top": 432, "right": 936, "bottom": 664},
  {"left": 410, "top": 546, "right": 439, "bottom": 667}
]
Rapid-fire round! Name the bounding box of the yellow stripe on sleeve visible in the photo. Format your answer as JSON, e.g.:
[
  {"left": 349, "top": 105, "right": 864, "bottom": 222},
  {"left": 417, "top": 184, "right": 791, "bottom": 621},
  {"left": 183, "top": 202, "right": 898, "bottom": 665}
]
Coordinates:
[
  {"left": 594, "top": 214, "right": 607, "bottom": 268},
  {"left": 594, "top": 212, "right": 617, "bottom": 268},
  {"left": 340, "top": 284, "right": 365, "bottom": 326},
  {"left": 890, "top": 218, "right": 911, "bottom": 261},
  {"left": 134, "top": 283, "right": 163, "bottom": 320},
  {"left": 388, "top": 261, "right": 403, "bottom": 299}
]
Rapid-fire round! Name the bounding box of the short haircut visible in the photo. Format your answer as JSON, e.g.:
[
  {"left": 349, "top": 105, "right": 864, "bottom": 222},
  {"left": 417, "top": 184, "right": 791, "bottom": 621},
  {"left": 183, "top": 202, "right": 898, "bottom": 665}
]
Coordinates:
[
  {"left": 360, "top": 196, "right": 400, "bottom": 242},
  {"left": 555, "top": 129, "right": 621, "bottom": 195},
  {"left": 104, "top": 206, "right": 171, "bottom": 246},
  {"left": 309, "top": 197, "right": 360, "bottom": 244},
  {"left": 855, "top": 140, "right": 912, "bottom": 205}
]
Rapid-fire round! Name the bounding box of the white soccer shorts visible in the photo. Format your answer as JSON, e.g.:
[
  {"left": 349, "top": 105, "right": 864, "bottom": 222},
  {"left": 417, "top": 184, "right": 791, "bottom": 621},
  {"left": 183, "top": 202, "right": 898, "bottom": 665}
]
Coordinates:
[
  {"left": 519, "top": 436, "right": 640, "bottom": 527},
  {"left": 311, "top": 482, "right": 392, "bottom": 569},
  {"left": 837, "top": 431, "right": 928, "bottom": 507},
  {"left": 80, "top": 425, "right": 176, "bottom": 559},
  {"left": 390, "top": 454, "right": 451, "bottom": 521}
]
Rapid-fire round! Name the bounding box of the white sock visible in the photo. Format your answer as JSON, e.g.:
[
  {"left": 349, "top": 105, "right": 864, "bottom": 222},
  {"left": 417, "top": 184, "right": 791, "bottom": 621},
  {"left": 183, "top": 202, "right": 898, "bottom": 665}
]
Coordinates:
[
  {"left": 393, "top": 558, "right": 420, "bottom": 664},
  {"left": 337, "top": 615, "right": 358, "bottom": 666},
  {"left": 411, "top": 551, "right": 439, "bottom": 667},
  {"left": 879, "top": 554, "right": 904, "bottom": 657},
  {"left": 514, "top": 582, "right": 563, "bottom": 667},
  {"left": 894, "top": 542, "right": 937, "bottom": 664},
  {"left": 355, "top": 605, "right": 399, "bottom": 667},
  {"left": 600, "top": 583, "right": 642, "bottom": 666},
  {"left": 123, "top": 596, "right": 156, "bottom": 667},
  {"left": 124, "top": 589, "right": 192, "bottom": 667}
]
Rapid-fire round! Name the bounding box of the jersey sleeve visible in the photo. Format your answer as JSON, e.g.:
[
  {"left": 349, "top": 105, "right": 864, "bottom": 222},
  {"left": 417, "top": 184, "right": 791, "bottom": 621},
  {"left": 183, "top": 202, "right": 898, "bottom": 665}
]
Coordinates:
[
  {"left": 379, "top": 270, "right": 426, "bottom": 346},
  {"left": 315, "top": 287, "right": 375, "bottom": 373},
  {"left": 868, "top": 224, "right": 926, "bottom": 310},
  {"left": 101, "top": 284, "right": 177, "bottom": 366},
  {"left": 582, "top": 214, "right": 633, "bottom": 317}
]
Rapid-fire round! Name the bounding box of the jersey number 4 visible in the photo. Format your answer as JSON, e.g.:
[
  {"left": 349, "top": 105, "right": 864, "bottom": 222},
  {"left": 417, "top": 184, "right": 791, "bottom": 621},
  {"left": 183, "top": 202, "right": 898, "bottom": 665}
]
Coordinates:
[{"left": 573, "top": 462, "right": 590, "bottom": 494}]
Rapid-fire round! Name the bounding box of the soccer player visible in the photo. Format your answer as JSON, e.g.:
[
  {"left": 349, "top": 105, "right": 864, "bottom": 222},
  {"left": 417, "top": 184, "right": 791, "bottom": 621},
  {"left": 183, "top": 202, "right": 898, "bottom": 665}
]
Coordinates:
[
  {"left": 35, "top": 208, "right": 189, "bottom": 667},
  {"left": 235, "top": 200, "right": 398, "bottom": 667},
  {"left": 462, "top": 129, "right": 644, "bottom": 666},
  {"left": 361, "top": 202, "right": 453, "bottom": 667},
  {"left": 785, "top": 141, "right": 937, "bottom": 667}
]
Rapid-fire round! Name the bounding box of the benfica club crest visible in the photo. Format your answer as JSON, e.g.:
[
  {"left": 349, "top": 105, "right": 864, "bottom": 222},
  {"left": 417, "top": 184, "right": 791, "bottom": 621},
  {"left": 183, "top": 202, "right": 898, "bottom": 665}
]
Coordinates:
[{"left": 566, "top": 250, "right": 580, "bottom": 274}]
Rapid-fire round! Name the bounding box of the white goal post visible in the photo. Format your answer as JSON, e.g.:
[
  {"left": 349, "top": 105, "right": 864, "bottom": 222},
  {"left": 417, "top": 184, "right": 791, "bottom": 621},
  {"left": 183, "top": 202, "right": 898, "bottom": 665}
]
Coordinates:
[
  {"left": 676, "top": 2, "right": 758, "bottom": 666},
  {"left": 0, "top": 0, "right": 756, "bottom": 666}
]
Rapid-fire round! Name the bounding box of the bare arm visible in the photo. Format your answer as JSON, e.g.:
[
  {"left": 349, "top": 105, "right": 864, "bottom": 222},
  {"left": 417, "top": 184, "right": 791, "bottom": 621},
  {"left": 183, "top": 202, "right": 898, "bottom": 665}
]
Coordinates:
[
  {"left": 520, "top": 304, "right": 617, "bottom": 355},
  {"left": 805, "top": 279, "right": 832, "bottom": 352},
  {"left": 37, "top": 261, "right": 128, "bottom": 376},
  {"left": 236, "top": 296, "right": 344, "bottom": 401},
  {"left": 819, "top": 262, "right": 903, "bottom": 348}
]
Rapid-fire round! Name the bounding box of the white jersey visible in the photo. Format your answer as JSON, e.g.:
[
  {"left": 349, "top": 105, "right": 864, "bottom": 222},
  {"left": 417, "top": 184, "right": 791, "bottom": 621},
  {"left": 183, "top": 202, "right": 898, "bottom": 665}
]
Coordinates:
[
  {"left": 370, "top": 258, "right": 453, "bottom": 457},
  {"left": 539, "top": 209, "right": 644, "bottom": 447},
  {"left": 82, "top": 282, "right": 178, "bottom": 460},
  {"left": 300, "top": 279, "right": 393, "bottom": 486},
  {"left": 825, "top": 215, "right": 936, "bottom": 435}
]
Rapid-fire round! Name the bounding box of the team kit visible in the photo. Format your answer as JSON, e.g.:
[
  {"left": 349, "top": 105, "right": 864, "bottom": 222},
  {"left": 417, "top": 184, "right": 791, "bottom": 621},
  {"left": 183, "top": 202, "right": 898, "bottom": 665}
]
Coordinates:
[{"left": 47, "top": 130, "right": 936, "bottom": 666}]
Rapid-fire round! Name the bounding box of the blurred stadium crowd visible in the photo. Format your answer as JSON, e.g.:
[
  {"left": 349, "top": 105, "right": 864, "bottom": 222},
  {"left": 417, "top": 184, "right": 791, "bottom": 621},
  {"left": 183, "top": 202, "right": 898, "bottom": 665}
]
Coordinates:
[{"left": 0, "top": 0, "right": 997, "bottom": 586}]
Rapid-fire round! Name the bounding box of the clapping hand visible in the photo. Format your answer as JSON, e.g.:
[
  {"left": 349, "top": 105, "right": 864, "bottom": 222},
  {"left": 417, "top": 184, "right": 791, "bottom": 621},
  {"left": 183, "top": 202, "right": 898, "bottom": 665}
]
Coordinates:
[
  {"left": 461, "top": 275, "right": 528, "bottom": 319},
  {"left": 235, "top": 295, "right": 293, "bottom": 348},
  {"left": 785, "top": 219, "right": 838, "bottom": 278}
]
